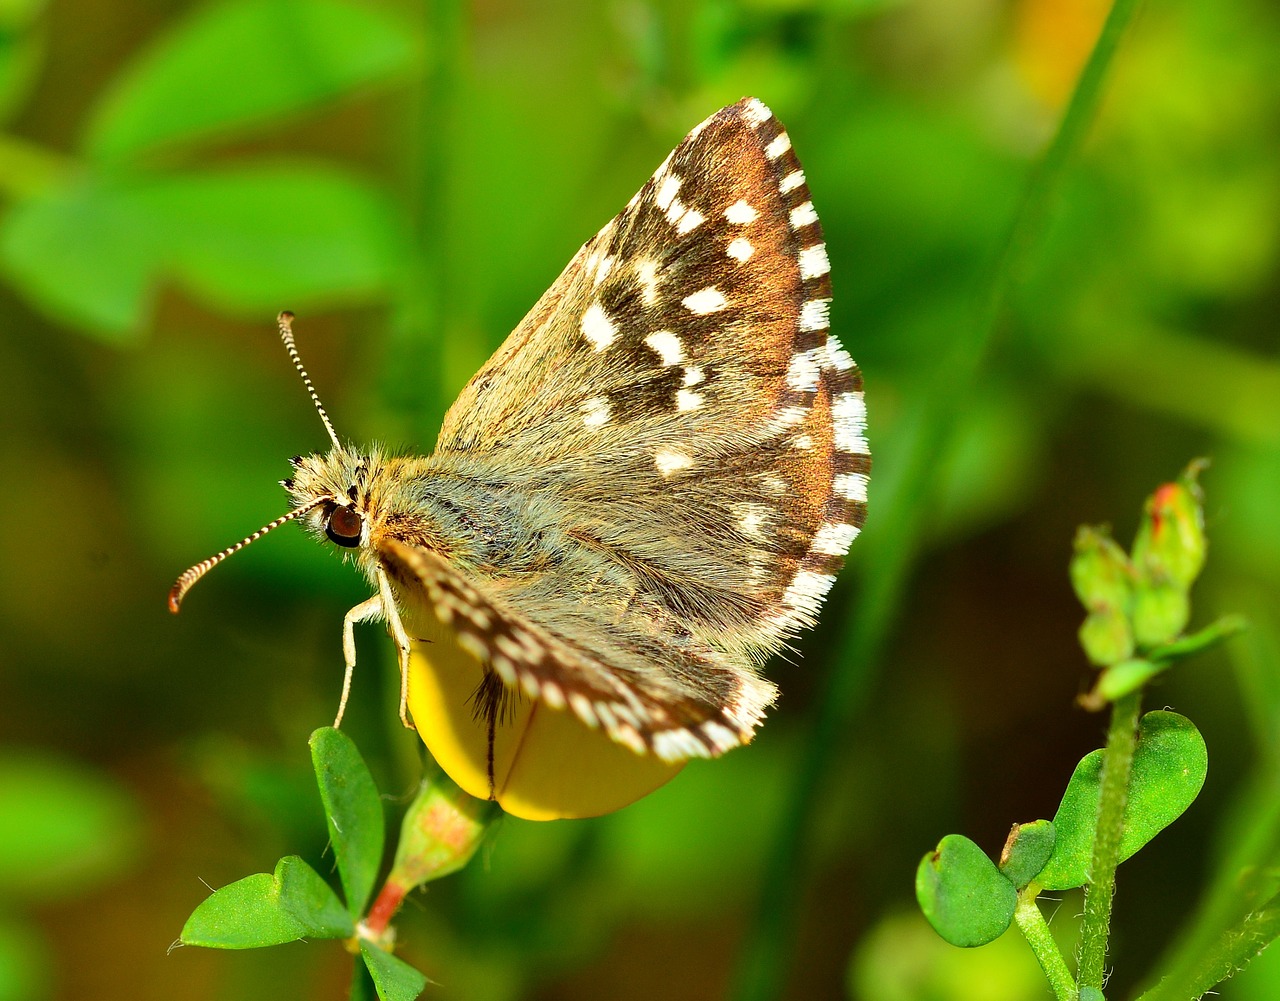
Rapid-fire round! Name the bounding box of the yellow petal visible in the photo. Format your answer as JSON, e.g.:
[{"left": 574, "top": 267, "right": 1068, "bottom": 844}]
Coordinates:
[{"left": 406, "top": 635, "right": 683, "bottom": 822}]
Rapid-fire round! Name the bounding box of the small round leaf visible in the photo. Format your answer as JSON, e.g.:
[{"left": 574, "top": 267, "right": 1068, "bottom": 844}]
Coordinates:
[
  {"left": 998, "top": 820, "right": 1055, "bottom": 890},
  {"left": 917, "top": 834, "right": 1017, "bottom": 947}
]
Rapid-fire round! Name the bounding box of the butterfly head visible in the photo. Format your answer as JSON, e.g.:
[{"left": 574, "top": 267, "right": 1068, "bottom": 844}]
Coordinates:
[
  {"left": 282, "top": 447, "right": 382, "bottom": 553},
  {"left": 168, "top": 313, "right": 383, "bottom": 612}
]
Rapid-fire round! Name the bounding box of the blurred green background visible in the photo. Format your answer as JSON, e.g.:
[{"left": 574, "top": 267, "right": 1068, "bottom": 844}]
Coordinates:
[{"left": 2, "top": 0, "right": 1279, "bottom": 999}]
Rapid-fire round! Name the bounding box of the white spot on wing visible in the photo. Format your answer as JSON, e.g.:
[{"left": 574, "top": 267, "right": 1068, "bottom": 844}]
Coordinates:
[
  {"left": 834, "top": 472, "right": 869, "bottom": 503},
  {"left": 789, "top": 201, "right": 818, "bottom": 228},
  {"left": 760, "top": 473, "right": 788, "bottom": 496},
  {"left": 676, "top": 207, "right": 705, "bottom": 235},
  {"left": 581, "top": 302, "right": 617, "bottom": 350},
  {"left": 644, "top": 330, "right": 683, "bottom": 366},
  {"left": 742, "top": 98, "right": 772, "bottom": 127},
  {"left": 635, "top": 259, "right": 659, "bottom": 305},
  {"left": 655, "top": 174, "right": 682, "bottom": 211},
  {"left": 779, "top": 169, "right": 806, "bottom": 194},
  {"left": 832, "top": 391, "right": 869, "bottom": 453},
  {"left": 682, "top": 366, "right": 705, "bottom": 386},
  {"left": 825, "top": 339, "right": 855, "bottom": 372},
  {"left": 593, "top": 254, "right": 614, "bottom": 286},
  {"left": 581, "top": 396, "right": 611, "bottom": 427},
  {"left": 541, "top": 681, "right": 566, "bottom": 710},
  {"left": 654, "top": 448, "right": 694, "bottom": 476},
  {"left": 780, "top": 569, "right": 837, "bottom": 622},
  {"left": 677, "top": 388, "right": 704, "bottom": 411},
  {"left": 682, "top": 286, "right": 727, "bottom": 315},
  {"left": 800, "top": 299, "right": 830, "bottom": 332},
  {"left": 732, "top": 502, "right": 773, "bottom": 540},
  {"left": 726, "top": 237, "right": 754, "bottom": 262},
  {"left": 725, "top": 200, "right": 758, "bottom": 225},
  {"left": 799, "top": 243, "right": 831, "bottom": 280},
  {"left": 664, "top": 196, "right": 686, "bottom": 227},
  {"left": 766, "top": 132, "right": 792, "bottom": 159},
  {"left": 786, "top": 348, "right": 823, "bottom": 393},
  {"left": 813, "top": 522, "right": 859, "bottom": 556}
]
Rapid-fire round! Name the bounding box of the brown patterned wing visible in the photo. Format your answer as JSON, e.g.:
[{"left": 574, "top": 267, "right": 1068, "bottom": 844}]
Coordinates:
[
  {"left": 432, "top": 97, "right": 869, "bottom": 654},
  {"left": 378, "top": 538, "right": 777, "bottom": 761}
]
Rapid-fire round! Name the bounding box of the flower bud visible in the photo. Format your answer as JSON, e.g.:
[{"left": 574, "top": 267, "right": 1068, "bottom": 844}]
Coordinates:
[
  {"left": 1070, "top": 526, "right": 1134, "bottom": 612},
  {"left": 1132, "top": 463, "right": 1207, "bottom": 591}
]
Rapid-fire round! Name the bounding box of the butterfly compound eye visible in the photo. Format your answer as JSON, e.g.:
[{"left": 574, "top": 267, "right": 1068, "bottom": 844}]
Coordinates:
[{"left": 326, "top": 505, "right": 363, "bottom": 548}]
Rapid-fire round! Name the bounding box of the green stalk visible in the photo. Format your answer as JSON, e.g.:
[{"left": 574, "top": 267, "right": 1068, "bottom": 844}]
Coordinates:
[
  {"left": 1078, "top": 690, "right": 1142, "bottom": 990},
  {"left": 1135, "top": 898, "right": 1280, "bottom": 1001},
  {"left": 729, "top": 2, "right": 1143, "bottom": 998},
  {"left": 1015, "top": 892, "right": 1077, "bottom": 1001}
]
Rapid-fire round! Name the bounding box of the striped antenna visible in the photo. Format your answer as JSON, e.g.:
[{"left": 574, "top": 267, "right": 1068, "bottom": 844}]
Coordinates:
[
  {"left": 277, "top": 311, "right": 341, "bottom": 450},
  {"left": 168, "top": 499, "right": 327, "bottom": 613}
]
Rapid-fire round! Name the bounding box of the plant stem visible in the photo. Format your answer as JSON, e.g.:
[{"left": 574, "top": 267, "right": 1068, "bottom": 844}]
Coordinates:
[
  {"left": 363, "top": 879, "right": 409, "bottom": 939},
  {"left": 1134, "top": 896, "right": 1280, "bottom": 1001},
  {"left": 1078, "top": 689, "right": 1143, "bottom": 990},
  {"left": 1015, "top": 892, "right": 1077, "bottom": 1001}
]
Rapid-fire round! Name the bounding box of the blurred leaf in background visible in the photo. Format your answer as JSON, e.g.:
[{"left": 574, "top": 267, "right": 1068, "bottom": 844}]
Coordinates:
[{"left": 1, "top": 0, "right": 1278, "bottom": 999}]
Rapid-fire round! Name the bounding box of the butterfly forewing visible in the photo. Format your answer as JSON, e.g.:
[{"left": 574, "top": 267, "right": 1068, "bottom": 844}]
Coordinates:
[{"left": 397, "top": 97, "right": 868, "bottom": 759}]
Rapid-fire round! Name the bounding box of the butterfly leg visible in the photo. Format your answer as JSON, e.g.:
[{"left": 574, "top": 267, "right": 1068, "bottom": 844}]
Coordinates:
[
  {"left": 339, "top": 594, "right": 384, "bottom": 727},
  {"left": 375, "top": 566, "right": 416, "bottom": 730}
]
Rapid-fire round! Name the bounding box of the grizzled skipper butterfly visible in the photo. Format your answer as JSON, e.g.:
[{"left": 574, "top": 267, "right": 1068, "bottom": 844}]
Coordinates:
[{"left": 170, "top": 98, "right": 869, "bottom": 810}]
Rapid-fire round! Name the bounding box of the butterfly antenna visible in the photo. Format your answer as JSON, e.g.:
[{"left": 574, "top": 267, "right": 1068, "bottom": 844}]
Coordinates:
[
  {"left": 277, "top": 311, "right": 342, "bottom": 450},
  {"left": 168, "top": 500, "right": 327, "bottom": 613}
]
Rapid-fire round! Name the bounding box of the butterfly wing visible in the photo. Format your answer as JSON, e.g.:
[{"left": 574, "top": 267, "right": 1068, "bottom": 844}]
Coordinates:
[
  {"left": 419, "top": 97, "right": 868, "bottom": 757},
  {"left": 378, "top": 538, "right": 775, "bottom": 760}
]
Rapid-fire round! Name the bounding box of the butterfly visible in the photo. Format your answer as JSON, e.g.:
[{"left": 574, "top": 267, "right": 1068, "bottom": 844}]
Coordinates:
[{"left": 170, "top": 97, "right": 869, "bottom": 806}]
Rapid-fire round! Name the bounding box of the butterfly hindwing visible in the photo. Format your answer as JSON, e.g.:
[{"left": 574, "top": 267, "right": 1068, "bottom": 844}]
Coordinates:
[{"left": 379, "top": 538, "right": 776, "bottom": 760}]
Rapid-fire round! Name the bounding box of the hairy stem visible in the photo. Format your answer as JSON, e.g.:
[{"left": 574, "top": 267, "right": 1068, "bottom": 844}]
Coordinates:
[
  {"left": 1015, "top": 891, "right": 1077, "bottom": 1001},
  {"left": 1079, "top": 690, "right": 1142, "bottom": 990}
]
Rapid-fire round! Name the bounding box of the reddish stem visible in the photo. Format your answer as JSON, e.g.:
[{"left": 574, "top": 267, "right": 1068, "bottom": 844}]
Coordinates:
[{"left": 364, "top": 879, "right": 408, "bottom": 937}]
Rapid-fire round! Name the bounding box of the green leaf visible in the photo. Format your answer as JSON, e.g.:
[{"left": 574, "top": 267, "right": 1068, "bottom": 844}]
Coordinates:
[
  {"left": 138, "top": 164, "right": 408, "bottom": 311},
  {"left": 180, "top": 856, "right": 351, "bottom": 948},
  {"left": 350, "top": 960, "right": 379, "bottom": 1001},
  {"left": 916, "top": 834, "right": 1017, "bottom": 947},
  {"left": 0, "top": 165, "right": 405, "bottom": 339},
  {"left": 0, "top": 752, "right": 141, "bottom": 898},
  {"left": 359, "top": 941, "right": 428, "bottom": 1001},
  {"left": 311, "top": 727, "right": 385, "bottom": 917},
  {"left": 181, "top": 871, "right": 308, "bottom": 948},
  {"left": 1036, "top": 711, "right": 1208, "bottom": 890},
  {"left": 276, "top": 856, "right": 355, "bottom": 939},
  {"left": 1091, "top": 658, "right": 1165, "bottom": 704},
  {"left": 0, "top": 178, "right": 162, "bottom": 340},
  {"left": 998, "top": 820, "right": 1055, "bottom": 890},
  {"left": 84, "top": 0, "right": 423, "bottom": 161}
]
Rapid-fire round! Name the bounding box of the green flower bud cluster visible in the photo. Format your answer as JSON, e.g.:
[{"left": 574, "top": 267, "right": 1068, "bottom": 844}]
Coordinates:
[{"left": 1070, "top": 462, "right": 1219, "bottom": 707}]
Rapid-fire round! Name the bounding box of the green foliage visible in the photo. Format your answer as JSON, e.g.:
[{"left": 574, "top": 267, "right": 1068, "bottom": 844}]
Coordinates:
[
  {"left": 998, "top": 820, "right": 1055, "bottom": 891},
  {"left": 178, "top": 728, "right": 489, "bottom": 1000},
  {"left": 1036, "top": 711, "right": 1208, "bottom": 892},
  {"left": 916, "top": 834, "right": 1017, "bottom": 948},
  {"left": 84, "top": 0, "right": 422, "bottom": 161},
  {"left": 181, "top": 856, "right": 353, "bottom": 948},
  {"left": 310, "top": 727, "right": 385, "bottom": 919},
  {"left": 0, "top": 0, "right": 421, "bottom": 340},
  {"left": 4, "top": 0, "right": 1280, "bottom": 998},
  {"left": 917, "top": 473, "right": 1252, "bottom": 1000}
]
